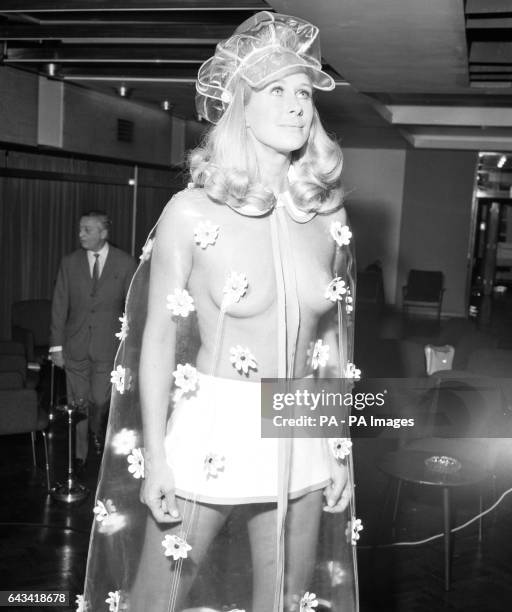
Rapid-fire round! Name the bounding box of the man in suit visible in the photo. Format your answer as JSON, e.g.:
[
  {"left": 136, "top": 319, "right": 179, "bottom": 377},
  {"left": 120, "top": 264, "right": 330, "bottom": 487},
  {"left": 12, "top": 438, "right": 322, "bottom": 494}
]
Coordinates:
[{"left": 50, "top": 211, "right": 136, "bottom": 466}]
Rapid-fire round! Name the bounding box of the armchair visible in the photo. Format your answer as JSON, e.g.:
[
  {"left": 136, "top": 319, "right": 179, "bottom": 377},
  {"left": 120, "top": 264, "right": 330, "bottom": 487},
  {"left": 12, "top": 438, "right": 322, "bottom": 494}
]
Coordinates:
[
  {"left": 357, "top": 262, "right": 385, "bottom": 311},
  {"left": 402, "top": 269, "right": 445, "bottom": 321},
  {"left": 0, "top": 345, "right": 50, "bottom": 491},
  {"left": 11, "top": 299, "right": 52, "bottom": 363},
  {"left": 0, "top": 345, "right": 38, "bottom": 390}
]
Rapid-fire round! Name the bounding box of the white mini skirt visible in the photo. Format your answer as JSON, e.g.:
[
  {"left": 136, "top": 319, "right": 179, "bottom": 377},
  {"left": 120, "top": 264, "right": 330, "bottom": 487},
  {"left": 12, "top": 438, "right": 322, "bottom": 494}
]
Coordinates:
[{"left": 164, "top": 373, "right": 330, "bottom": 504}]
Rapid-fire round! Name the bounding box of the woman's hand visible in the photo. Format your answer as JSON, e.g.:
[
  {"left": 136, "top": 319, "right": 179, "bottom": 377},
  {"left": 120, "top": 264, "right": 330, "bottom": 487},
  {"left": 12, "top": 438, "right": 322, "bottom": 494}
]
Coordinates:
[
  {"left": 140, "top": 458, "right": 181, "bottom": 524},
  {"left": 323, "top": 457, "right": 352, "bottom": 513}
]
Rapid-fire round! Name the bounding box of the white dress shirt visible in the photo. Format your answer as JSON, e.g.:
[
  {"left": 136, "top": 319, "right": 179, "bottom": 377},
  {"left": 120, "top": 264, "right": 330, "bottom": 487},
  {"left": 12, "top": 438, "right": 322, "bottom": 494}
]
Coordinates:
[{"left": 87, "top": 242, "right": 109, "bottom": 277}]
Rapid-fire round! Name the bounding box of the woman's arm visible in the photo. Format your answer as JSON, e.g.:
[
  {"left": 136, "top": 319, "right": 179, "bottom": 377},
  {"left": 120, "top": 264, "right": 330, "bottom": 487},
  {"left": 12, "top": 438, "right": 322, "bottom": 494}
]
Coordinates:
[
  {"left": 139, "top": 194, "right": 195, "bottom": 523},
  {"left": 320, "top": 206, "right": 354, "bottom": 512},
  {"left": 318, "top": 206, "right": 350, "bottom": 379}
]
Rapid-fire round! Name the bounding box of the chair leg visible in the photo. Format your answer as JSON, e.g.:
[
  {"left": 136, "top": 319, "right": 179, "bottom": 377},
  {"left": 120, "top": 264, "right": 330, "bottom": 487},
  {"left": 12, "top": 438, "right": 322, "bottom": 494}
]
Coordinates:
[
  {"left": 30, "top": 431, "right": 37, "bottom": 466},
  {"left": 49, "top": 361, "right": 55, "bottom": 421},
  {"left": 41, "top": 430, "right": 51, "bottom": 493}
]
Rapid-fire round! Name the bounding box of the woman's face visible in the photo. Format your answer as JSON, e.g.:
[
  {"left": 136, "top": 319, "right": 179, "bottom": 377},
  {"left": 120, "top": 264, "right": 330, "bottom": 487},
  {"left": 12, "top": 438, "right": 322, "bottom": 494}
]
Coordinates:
[{"left": 244, "top": 71, "right": 314, "bottom": 156}]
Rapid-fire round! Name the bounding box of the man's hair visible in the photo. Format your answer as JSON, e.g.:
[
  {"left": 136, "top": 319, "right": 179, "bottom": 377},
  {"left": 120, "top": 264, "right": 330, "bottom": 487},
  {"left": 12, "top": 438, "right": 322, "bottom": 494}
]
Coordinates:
[{"left": 81, "top": 210, "right": 112, "bottom": 234}]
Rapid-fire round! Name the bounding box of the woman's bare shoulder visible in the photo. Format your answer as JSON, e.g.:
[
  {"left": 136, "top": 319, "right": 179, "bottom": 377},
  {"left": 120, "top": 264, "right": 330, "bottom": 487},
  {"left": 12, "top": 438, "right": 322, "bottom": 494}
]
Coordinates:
[
  {"left": 163, "top": 187, "right": 212, "bottom": 217},
  {"left": 316, "top": 204, "right": 348, "bottom": 234},
  {"left": 151, "top": 189, "right": 202, "bottom": 252},
  {"left": 324, "top": 204, "right": 347, "bottom": 223},
  {"left": 155, "top": 187, "right": 214, "bottom": 234}
]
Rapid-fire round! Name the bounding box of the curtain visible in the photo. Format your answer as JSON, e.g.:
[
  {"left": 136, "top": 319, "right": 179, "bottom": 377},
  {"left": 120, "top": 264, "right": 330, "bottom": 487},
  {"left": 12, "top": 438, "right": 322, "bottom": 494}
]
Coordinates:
[{"left": 0, "top": 151, "right": 183, "bottom": 339}]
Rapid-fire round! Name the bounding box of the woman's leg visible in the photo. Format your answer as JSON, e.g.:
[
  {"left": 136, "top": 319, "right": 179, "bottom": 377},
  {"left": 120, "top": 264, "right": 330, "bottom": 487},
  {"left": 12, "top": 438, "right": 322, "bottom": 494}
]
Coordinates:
[
  {"left": 130, "top": 498, "right": 231, "bottom": 612},
  {"left": 284, "top": 490, "right": 323, "bottom": 610},
  {"left": 246, "top": 490, "right": 324, "bottom": 612},
  {"left": 246, "top": 502, "right": 278, "bottom": 612}
]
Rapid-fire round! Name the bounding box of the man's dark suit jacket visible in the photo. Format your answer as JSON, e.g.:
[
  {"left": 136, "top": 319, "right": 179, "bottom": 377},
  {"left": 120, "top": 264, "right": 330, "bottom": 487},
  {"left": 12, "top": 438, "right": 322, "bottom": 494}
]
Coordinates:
[{"left": 50, "top": 245, "right": 136, "bottom": 362}]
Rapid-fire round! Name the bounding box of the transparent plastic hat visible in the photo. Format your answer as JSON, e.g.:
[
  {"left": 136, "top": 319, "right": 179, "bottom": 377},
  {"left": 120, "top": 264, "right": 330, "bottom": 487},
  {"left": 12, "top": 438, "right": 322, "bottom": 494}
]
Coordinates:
[{"left": 196, "top": 10, "right": 335, "bottom": 124}]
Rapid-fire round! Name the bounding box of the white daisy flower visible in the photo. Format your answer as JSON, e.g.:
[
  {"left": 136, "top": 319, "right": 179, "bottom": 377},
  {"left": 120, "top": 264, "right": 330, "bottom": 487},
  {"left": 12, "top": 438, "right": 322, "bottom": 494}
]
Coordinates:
[
  {"left": 300, "top": 591, "right": 318, "bottom": 611},
  {"left": 345, "top": 293, "right": 354, "bottom": 313},
  {"left": 139, "top": 238, "right": 154, "bottom": 262},
  {"left": 75, "top": 594, "right": 85, "bottom": 612},
  {"left": 222, "top": 271, "right": 248, "bottom": 307},
  {"left": 111, "top": 428, "right": 137, "bottom": 455},
  {"left": 93, "top": 500, "right": 108, "bottom": 522},
  {"left": 172, "top": 363, "right": 199, "bottom": 399},
  {"left": 204, "top": 453, "right": 225, "bottom": 478},
  {"left": 221, "top": 90, "right": 232, "bottom": 104},
  {"left": 115, "top": 314, "right": 129, "bottom": 341},
  {"left": 98, "top": 511, "right": 127, "bottom": 536},
  {"left": 326, "top": 559, "right": 345, "bottom": 587},
  {"left": 344, "top": 362, "right": 361, "bottom": 379},
  {"left": 105, "top": 590, "right": 120, "bottom": 612},
  {"left": 194, "top": 220, "right": 219, "bottom": 249},
  {"left": 310, "top": 339, "right": 330, "bottom": 370},
  {"left": 166, "top": 288, "right": 195, "bottom": 317},
  {"left": 346, "top": 517, "right": 364, "bottom": 545},
  {"left": 127, "top": 448, "right": 145, "bottom": 479},
  {"left": 110, "top": 365, "right": 131, "bottom": 394},
  {"left": 330, "top": 221, "right": 352, "bottom": 247},
  {"left": 330, "top": 438, "right": 353, "bottom": 460},
  {"left": 162, "top": 534, "right": 192, "bottom": 560},
  {"left": 230, "top": 345, "right": 258, "bottom": 375},
  {"left": 325, "top": 277, "right": 347, "bottom": 302},
  {"left": 93, "top": 499, "right": 125, "bottom": 533}
]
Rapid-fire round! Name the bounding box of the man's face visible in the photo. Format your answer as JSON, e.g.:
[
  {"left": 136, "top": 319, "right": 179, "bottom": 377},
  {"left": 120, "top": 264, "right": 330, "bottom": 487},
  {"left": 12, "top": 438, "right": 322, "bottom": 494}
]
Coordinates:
[{"left": 79, "top": 217, "right": 107, "bottom": 252}]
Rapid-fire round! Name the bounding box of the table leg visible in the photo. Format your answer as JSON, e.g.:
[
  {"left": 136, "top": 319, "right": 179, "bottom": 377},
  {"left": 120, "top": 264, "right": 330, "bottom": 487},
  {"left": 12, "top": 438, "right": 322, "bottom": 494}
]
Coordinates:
[
  {"left": 391, "top": 479, "right": 403, "bottom": 539},
  {"left": 50, "top": 406, "right": 89, "bottom": 503},
  {"left": 443, "top": 487, "right": 451, "bottom": 591}
]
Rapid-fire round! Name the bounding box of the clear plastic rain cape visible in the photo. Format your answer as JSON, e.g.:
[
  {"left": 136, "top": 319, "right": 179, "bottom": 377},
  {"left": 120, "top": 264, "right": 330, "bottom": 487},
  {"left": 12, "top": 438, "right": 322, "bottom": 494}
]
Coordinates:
[{"left": 82, "top": 185, "right": 359, "bottom": 612}]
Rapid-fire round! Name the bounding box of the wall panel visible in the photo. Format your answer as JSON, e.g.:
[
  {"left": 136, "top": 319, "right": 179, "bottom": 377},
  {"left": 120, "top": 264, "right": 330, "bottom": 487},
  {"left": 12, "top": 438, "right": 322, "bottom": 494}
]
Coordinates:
[
  {"left": 342, "top": 147, "right": 407, "bottom": 304},
  {"left": 398, "top": 149, "right": 478, "bottom": 316}
]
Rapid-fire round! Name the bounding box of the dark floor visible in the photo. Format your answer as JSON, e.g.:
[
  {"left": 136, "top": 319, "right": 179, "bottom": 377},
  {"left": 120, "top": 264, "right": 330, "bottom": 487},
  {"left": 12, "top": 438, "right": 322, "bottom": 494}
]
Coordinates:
[
  {"left": 0, "top": 426, "right": 98, "bottom": 612},
  {"left": 1, "top": 297, "right": 512, "bottom": 612}
]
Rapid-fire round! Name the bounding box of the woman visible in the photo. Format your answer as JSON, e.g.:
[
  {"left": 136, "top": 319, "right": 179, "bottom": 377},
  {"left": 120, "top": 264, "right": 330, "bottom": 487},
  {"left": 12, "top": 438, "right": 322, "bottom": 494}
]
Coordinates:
[{"left": 82, "top": 11, "right": 359, "bottom": 612}]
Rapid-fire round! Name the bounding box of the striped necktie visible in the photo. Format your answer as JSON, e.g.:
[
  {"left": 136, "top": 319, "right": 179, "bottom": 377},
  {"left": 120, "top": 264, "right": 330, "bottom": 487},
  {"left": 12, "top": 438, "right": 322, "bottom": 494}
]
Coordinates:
[{"left": 91, "top": 253, "right": 100, "bottom": 296}]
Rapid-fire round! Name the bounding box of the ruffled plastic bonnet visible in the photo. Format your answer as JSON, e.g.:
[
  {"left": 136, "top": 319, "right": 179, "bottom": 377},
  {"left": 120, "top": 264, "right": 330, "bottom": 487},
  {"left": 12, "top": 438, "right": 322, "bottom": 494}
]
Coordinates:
[{"left": 196, "top": 10, "right": 335, "bottom": 124}]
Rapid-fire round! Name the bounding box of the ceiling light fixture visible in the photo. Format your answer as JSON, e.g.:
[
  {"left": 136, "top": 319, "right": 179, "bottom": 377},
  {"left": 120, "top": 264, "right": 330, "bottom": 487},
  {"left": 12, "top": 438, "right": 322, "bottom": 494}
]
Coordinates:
[
  {"left": 161, "top": 100, "right": 173, "bottom": 112},
  {"left": 46, "top": 62, "right": 57, "bottom": 77},
  {"left": 498, "top": 155, "right": 506, "bottom": 169},
  {"left": 117, "top": 85, "right": 130, "bottom": 98}
]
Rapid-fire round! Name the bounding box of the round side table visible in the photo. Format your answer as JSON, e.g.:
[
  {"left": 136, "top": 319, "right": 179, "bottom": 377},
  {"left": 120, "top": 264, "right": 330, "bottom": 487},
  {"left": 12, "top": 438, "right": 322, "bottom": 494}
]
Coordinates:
[{"left": 380, "top": 449, "right": 488, "bottom": 590}]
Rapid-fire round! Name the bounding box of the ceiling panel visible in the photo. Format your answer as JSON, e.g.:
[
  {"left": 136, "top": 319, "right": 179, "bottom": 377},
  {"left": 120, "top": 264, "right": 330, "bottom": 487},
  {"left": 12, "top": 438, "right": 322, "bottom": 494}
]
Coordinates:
[
  {"left": 466, "top": 1, "right": 512, "bottom": 88},
  {"left": 1, "top": 0, "right": 512, "bottom": 150}
]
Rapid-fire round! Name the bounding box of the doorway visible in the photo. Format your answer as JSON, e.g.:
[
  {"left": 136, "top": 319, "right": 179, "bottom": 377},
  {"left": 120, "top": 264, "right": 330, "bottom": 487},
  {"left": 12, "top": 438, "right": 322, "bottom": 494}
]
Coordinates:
[{"left": 468, "top": 152, "right": 512, "bottom": 320}]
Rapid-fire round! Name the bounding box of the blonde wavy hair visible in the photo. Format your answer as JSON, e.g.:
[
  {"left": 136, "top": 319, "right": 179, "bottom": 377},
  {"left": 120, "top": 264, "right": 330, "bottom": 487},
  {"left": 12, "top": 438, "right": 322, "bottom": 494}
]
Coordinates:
[{"left": 189, "top": 78, "right": 344, "bottom": 214}]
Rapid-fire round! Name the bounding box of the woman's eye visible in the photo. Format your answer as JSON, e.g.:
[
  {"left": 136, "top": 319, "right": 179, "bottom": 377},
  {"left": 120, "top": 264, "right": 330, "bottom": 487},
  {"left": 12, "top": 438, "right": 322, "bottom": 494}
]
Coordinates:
[
  {"left": 270, "top": 86, "right": 284, "bottom": 95},
  {"left": 297, "top": 89, "right": 312, "bottom": 99}
]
